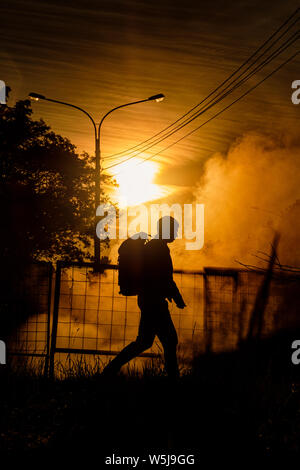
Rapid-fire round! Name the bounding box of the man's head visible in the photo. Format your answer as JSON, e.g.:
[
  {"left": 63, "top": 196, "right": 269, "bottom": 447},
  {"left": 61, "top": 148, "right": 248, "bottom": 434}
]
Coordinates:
[{"left": 157, "top": 216, "right": 179, "bottom": 243}]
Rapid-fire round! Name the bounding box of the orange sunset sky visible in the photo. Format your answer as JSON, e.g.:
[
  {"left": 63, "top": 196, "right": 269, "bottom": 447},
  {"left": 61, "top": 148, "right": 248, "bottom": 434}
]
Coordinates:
[{"left": 1, "top": 0, "right": 299, "bottom": 268}]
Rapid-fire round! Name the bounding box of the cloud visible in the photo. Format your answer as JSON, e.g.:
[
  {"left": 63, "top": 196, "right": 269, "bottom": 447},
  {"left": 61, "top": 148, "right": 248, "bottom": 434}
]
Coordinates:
[
  {"left": 187, "top": 131, "right": 300, "bottom": 268},
  {"left": 106, "top": 131, "right": 300, "bottom": 270}
]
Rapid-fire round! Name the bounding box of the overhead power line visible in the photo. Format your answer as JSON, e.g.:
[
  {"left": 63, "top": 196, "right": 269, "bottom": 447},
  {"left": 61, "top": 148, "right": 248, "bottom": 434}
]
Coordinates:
[
  {"left": 103, "top": 7, "right": 299, "bottom": 164},
  {"left": 127, "top": 51, "right": 299, "bottom": 171},
  {"left": 104, "top": 33, "right": 299, "bottom": 172}
]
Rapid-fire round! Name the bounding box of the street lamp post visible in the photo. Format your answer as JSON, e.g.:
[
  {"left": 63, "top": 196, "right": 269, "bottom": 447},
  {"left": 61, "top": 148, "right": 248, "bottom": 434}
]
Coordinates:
[{"left": 29, "top": 92, "right": 165, "bottom": 268}]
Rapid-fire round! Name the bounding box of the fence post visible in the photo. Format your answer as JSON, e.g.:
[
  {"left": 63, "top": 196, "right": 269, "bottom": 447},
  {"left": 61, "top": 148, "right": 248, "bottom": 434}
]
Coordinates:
[
  {"left": 49, "top": 261, "right": 62, "bottom": 379},
  {"left": 44, "top": 263, "right": 53, "bottom": 377},
  {"left": 203, "top": 271, "right": 211, "bottom": 354}
]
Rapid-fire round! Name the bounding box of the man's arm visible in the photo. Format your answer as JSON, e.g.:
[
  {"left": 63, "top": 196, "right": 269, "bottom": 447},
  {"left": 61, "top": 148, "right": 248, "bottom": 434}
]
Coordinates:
[{"left": 167, "top": 280, "right": 186, "bottom": 309}]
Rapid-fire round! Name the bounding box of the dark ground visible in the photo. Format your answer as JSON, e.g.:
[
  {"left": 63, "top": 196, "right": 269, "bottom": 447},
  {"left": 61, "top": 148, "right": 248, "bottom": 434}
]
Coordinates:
[{"left": 0, "top": 329, "right": 300, "bottom": 465}]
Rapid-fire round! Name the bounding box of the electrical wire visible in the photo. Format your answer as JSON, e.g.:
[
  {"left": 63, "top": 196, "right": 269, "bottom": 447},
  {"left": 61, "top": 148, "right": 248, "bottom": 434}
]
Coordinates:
[
  {"left": 103, "top": 7, "right": 299, "bottom": 163},
  {"left": 129, "top": 51, "right": 299, "bottom": 171},
  {"left": 104, "top": 30, "right": 299, "bottom": 170},
  {"left": 104, "top": 35, "right": 299, "bottom": 172}
]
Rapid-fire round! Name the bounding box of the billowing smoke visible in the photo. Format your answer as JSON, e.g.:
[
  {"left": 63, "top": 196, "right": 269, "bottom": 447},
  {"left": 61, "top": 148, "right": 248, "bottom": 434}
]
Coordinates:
[
  {"left": 172, "top": 131, "right": 300, "bottom": 270},
  {"left": 107, "top": 132, "right": 300, "bottom": 271}
]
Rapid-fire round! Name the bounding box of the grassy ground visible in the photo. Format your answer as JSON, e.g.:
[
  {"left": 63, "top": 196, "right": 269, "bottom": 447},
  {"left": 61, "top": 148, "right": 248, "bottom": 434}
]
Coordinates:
[{"left": 0, "top": 329, "right": 300, "bottom": 464}]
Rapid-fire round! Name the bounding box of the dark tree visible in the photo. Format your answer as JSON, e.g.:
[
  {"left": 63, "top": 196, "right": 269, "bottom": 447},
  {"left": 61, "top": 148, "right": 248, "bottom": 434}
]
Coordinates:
[{"left": 0, "top": 95, "right": 113, "bottom": 264}]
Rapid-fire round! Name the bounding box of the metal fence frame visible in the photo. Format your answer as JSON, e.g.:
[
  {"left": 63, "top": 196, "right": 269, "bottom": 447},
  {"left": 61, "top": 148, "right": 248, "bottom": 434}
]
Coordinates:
[
  {"left": 6, "top": 260, "right": 298, "bottom": 377},
  {"left": 49, "top": 261, "right": 298, "bottom": 376},
  {"left": 6, "top": 261, "right": 53, "bottom": 376},
  {"left": 203, "top": 267, "right": 240, "bottom": 353},
  {"left": 49, "top": 261, "right": 205, "bottom": 377}
]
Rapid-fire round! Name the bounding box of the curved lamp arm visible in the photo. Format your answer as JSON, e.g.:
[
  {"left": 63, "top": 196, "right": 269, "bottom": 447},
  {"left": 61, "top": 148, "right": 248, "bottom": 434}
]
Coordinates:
[
  {"left": 97, "top": 93, "right": 165, "bottom": 140},
  {"left": 29, "top": 93, "right": 97, "bottom": 140}
]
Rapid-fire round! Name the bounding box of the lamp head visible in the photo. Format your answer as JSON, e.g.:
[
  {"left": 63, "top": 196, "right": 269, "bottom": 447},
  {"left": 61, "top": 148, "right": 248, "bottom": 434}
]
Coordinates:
[
  {"left": 29, "top": 92, "right": 46, "bottom": 101},
  {"left": 148, "top": 93, "right": 165, "bottom": 102}
]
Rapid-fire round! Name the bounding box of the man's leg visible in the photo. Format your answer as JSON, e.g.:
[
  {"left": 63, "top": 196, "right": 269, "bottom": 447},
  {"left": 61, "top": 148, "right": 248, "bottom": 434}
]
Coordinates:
[
  {"left": 156, "top": 301, "right": 179, "bottom": 379},
  {"left": 102, "top": 308, "right": 155, "bottom": 375}
]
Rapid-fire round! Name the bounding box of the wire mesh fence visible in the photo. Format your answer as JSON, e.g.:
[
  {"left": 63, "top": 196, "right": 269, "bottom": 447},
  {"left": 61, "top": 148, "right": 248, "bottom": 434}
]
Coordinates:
[
  {"left": 203, "top": 267, "right": 299, "bottom": 352},
  {"left": 0, "top": 262, "right": 52, "bottom": 372},
  {"left": 51, "top": 262, "right": 205, "bottom": 373},
  {"left": 3, "top": 260, "right": 299, "bottom": 376}
]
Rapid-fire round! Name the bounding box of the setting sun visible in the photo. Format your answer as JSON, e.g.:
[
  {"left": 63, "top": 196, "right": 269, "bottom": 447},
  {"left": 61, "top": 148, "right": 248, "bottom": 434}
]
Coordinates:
[{"left": 112, "top": 159, "right": 168, "bottom": 207}]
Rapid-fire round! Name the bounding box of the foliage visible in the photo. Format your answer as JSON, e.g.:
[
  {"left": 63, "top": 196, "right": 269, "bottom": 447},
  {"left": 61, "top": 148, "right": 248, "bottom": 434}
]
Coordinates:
[{"left": 0, "top": 95, "right": 114, "bottom": 263}]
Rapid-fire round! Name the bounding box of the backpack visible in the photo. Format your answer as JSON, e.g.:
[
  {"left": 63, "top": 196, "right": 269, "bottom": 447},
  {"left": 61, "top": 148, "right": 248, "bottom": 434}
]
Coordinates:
[{"left": 117, "top": 232, "right": 149, "bottom": 296}]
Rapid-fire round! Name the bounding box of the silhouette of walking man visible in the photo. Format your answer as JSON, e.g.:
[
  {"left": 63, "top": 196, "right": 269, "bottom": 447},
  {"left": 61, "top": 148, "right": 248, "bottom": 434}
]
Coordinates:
[{"left": 103, "top": 216, "right": 186, "bottom": 378}]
